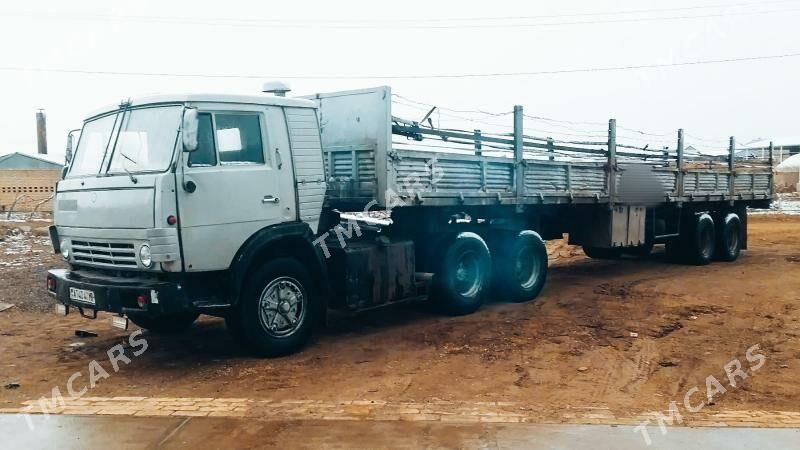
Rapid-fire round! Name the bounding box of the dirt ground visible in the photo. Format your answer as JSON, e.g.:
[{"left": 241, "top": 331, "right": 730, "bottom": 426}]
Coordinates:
[{"left": 0, "top": 214, "right": 798, "bottom": 422}]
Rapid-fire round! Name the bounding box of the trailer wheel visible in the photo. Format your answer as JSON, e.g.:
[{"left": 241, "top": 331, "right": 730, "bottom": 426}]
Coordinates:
[
  {"left": 715, "top": 213, "right": 742, "bottom": 262},
  {"left": 128, "top": 312, "right": 199, "bottom": 333},
  {"left": 685, "top": 213, "right": 716, "bottom": 265},
  {"left": 228, "top": 257, "right": 319, "bottom": 357},
  {"left": 582, "top": 246, "right": 623, "bottom": 259},
  {"left": 432, "top": 232, "right": 491, "bottom": 316},
  {"left": 493, "top": 230, "right": 548, "bottom": 302}
]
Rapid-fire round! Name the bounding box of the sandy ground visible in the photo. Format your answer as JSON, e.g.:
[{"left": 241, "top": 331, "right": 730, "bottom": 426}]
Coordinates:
[{"left": 0, "top": 214, "right": 798, "bottom": 423}]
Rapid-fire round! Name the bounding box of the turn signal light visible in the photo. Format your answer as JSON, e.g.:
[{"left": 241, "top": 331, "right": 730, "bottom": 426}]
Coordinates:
[{"left": 167, "top": 215, "right": 177, "bottom": 225}]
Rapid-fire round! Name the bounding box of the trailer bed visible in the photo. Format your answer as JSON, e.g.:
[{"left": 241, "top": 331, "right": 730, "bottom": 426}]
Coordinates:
[{"left": 306, "top": 87, "right": 773, "bottom": 210}]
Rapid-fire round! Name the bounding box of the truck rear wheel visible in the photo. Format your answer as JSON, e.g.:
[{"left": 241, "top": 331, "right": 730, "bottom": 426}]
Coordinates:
[
  {"left": 432, "top": 232, "right": 491, "bottom": 316},
  {"left": 684, "top": 213, "right": 716, "bottom": 265},
  {"left": 715, "top": 213, "right": 742, "bottom": 262},
  {"left": 493, "top": 230, "right": 548, "bottom": 302},
  {"left": 128, "top": 312, "right": 199, "bottom": 333},
  {"left": 228, "top": 257, "right": 319, "bottom": 357}
]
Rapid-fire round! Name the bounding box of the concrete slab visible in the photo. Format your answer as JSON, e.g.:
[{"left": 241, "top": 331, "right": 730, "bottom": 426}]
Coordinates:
[{"left": 1, "top": 413, "right": 798, "bottom": 449}]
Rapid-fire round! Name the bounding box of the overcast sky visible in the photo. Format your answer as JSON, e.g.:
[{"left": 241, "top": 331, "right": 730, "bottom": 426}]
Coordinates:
[{"left": 1, "top": 0, "right": 798, "bottom": 161}]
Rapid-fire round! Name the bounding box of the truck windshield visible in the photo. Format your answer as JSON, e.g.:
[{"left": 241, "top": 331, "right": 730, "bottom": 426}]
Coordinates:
[
  {"left": 68, "top": 113, "right": 118, "bottom": 178},
  {"left": 68, "top": 105, "right": 182, "bottom": 178}
]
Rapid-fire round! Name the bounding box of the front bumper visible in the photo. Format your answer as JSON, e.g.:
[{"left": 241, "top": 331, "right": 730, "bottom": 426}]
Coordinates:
[{"left": 47, "top": 268, "right": 193, "bottom": 318}]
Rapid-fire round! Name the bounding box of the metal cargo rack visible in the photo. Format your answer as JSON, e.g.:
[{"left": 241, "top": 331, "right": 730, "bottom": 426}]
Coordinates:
[{"left": 307, "top": 87, "right": 774, "bottom": 210}]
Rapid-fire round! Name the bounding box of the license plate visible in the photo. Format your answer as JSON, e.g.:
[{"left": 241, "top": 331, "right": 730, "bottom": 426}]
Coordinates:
[{"left": 69, "top": 287, "right": 96, "bottom": 305}]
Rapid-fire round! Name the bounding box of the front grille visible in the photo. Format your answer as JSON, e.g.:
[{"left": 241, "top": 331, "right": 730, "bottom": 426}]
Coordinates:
[{"left": 72, "top": 240, "right": 138, "bottom": 268}]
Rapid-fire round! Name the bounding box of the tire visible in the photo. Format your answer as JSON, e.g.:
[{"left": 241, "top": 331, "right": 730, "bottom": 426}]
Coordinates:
[
  {"left": 684, "top": 213, "right": 716, "bottom": 265},
  {"left": 715, "top": 213, "right": 742, "bottom": 262},
  {"left": 432, "top": 232, "right": 491, "bottom": 316},
  {"left": 493, "top": 230, "right": 548, "bottom": 303},
  {"left": 128, "top": 311, "right": 199, "bottom": 333},
  {"left": 230, "top": 258, "right": 320, "bottom": 357},
  {"left": 582, "top": 246, "right": 623, "bottom": 259}
]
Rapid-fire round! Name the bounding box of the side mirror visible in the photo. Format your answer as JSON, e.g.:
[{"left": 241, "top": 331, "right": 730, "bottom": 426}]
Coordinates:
[
  {"left": 60, "top": 166, "right": 68, "bottom": 180},
  {"left": 182, "top": 107, "right": 199, "bottom": 152}
]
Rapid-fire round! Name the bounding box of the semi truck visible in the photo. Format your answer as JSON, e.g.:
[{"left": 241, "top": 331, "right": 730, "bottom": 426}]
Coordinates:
[{"left": 46, "top": 84, "right": 775, "bottom": 356}]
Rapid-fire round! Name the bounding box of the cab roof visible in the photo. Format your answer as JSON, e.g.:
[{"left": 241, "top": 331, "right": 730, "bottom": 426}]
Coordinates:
[{"left": 86, "top": 93, "right": 317, "bottom": 121}]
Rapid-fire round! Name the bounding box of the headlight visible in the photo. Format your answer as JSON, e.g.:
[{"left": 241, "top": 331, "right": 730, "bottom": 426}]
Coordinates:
[
  {"left": 60, "top": 240, "right": 70, "bottom": 260},
  {"left": 139, "top": 244, "right": 152, "bottom": 268}
]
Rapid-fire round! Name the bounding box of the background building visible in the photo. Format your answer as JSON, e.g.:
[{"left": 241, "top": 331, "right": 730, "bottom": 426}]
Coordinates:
[
  {"left": 0, "top": 152, "right": 63, "bottom": 213},
  {"left": 739, "top": 138, "right": 800, "bottom": 162},
  {"left": 775, "top": 153, "right": 800, "bottom": 193}
]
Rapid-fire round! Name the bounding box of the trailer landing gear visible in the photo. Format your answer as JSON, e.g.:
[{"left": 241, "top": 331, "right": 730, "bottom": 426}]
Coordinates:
[{"left": 668, "top": 213, "right": 717, "bottom": 265}]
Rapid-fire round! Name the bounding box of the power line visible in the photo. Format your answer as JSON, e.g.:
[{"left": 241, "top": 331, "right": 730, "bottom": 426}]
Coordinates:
[
  {"left": 5, "top": 3, "right": 800, "bottom": 30},
  {"left": 2, "top": 51, "right": 798, "bottom": 80},
  {"left": 394, "top": 94, "right": 749, "bottom": 147},
  {"left": 395, "top": 96, "right": 723, "bottom": 146},
  {"left": 393, "top": 94, "right": 513, "bottom": 116}
]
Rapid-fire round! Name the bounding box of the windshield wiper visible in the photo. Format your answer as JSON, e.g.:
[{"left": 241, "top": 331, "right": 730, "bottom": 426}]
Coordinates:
[{"left": 119, "top": 152, "right": 138, "bottom": 184}]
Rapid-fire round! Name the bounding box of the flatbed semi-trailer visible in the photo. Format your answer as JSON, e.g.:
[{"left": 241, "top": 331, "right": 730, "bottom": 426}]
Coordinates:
[{"left": 46, "top": 84, "right": 774, "bottom": 356}]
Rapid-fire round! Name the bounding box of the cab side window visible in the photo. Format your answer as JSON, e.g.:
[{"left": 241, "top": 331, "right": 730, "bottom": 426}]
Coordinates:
[
  {"left": 188, "top": 113, "right": 217, "bottom": 167},
  {"left": 215, "top": 114, "right": 265, "bottom": 164}
]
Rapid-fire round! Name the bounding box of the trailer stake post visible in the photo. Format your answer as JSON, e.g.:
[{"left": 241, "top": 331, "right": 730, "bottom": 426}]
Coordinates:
[
  {"left": 769, "top": 141, "right": 775, "bottom": 194},
  {"left": 607, "top": 119, "right": 617, "bottom": 208},
  {"left": 677, "top": 129, "right": 685, "bottom": 204},
  {"left": 729, "top": 136, "right": 736, "bottom": 205},
  {"left": 514, "top": 105, "right": 524, "bottom": 206}
]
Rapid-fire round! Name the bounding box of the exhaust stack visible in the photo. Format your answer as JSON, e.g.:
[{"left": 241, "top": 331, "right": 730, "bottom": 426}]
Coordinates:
[{"left": 36, "top": 109, "right": 47, "bottom": 155}]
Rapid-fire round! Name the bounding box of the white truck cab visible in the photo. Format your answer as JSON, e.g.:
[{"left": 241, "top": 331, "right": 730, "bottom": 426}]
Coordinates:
[{"left": 48, "top": 90, "right": 331, "bottom": 356}]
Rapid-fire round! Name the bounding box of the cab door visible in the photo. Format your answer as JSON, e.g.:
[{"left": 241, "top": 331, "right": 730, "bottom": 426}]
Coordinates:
[{"left": 176, "top": 104, "right": 296, "bottom": 272}]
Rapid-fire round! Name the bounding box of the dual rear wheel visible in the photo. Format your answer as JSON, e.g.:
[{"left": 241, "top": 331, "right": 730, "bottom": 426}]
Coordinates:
[
  {"left": 666, "top": 212, "right": 743, "bottom": 265},
  {"left": 432, "top": 230, "right": 548, "bottom": 316}
]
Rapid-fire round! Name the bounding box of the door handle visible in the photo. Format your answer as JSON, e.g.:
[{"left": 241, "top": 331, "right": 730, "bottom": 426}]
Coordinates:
[{"left": 262, "top": 195, "right": 280, "bottom": 204}]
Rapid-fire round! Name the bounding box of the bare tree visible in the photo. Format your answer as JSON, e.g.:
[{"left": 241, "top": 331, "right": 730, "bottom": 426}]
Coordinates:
[
  {"left": 28, "top": 194, "right": 55, "bottom": 219},
  {"left": 6, "top": 193, "right": 32, "bottom": 220}
]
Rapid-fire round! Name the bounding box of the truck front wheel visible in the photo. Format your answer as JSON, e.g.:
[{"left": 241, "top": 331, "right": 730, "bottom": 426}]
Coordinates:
[
  {"left": 228, "top": 258, "right": 319, "bottom": 357},
  {"left": 432, "top": 232, "right": 491, "bottom": 316},
  {"left": 493, "top": 230, "right": 548, "bottom": 302}
]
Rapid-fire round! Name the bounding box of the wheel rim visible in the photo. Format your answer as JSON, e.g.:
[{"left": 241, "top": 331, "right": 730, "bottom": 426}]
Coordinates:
[
  {"left": 699, "top": 223, "right": 714, "bottom": 259},
  {"left": 514, "top": 245, "right": 541, "bottom": 289},
  {"left": 726, "top": 222, "right": 739, "bottom": 254},
  {"left": 453, "top": 250, "right": 482, "bottom": 297},
  {"left": 258, "top": 276, "right": 306, "bottom": 338}
]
